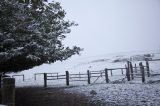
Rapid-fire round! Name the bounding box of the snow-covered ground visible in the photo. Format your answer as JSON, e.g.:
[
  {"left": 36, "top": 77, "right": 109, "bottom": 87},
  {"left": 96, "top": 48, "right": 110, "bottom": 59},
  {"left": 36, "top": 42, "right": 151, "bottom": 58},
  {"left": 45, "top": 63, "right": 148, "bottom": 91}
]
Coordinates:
[
  {"left": 9, "top": 51, "right": 160, "bottom": 87},
  {"left": 65, "top": 84, "right": 160, "bottom": 106},
  {"left": 7, "top": 51, "right": 160, "bottom": 105}
]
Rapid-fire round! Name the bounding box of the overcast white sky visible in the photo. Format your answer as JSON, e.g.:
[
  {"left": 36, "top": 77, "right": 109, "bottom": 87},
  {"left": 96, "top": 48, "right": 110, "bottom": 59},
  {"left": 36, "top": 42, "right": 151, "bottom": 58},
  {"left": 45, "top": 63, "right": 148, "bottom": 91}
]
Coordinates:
[{"left": 49, "top": 0, "right": 160, "bottom": 57}]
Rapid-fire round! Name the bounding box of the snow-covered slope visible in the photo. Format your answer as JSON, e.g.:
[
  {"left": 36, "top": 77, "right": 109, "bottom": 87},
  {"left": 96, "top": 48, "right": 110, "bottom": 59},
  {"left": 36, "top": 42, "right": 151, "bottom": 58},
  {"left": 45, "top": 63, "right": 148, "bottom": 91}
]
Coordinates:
[
  {"left": 7, "top": 51, "right": 160, "bottom": 105},
  {"left": 8, "top": 51, "right": 160, "bottom": 87}
]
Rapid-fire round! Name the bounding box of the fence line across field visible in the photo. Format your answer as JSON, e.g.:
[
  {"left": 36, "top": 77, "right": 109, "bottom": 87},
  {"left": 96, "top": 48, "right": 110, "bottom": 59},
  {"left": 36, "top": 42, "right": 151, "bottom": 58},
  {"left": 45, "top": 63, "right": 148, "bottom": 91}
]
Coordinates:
[
  {"left": 0, "top": 59, "right": 159, "bottom": 106},
  {"left": 29, "top": 60, "right": 151, "bottom": 87},
  {"left": 10, "top": 60, "right": 154, "bottom": 87}
]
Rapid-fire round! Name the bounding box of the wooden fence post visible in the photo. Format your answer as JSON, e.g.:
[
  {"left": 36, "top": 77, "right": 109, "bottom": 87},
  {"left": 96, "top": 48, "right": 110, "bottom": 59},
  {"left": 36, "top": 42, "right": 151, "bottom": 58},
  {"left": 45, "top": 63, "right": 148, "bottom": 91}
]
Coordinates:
[
  {"left": 2, "top": 78, "right": 15, "bottom": 106},
  {"left": 105, "top": 68, "right": 109, "bottom": 83},
  {"left": 126, "top": 62, "right": 130, "bottom": 81},
  {"left": 100, "top": 71, "right": 103, "bottom": 77},
  {"left": 135, "top": 64, "right": 137, "bottom": 73},
  {"left": 23, "top": 75, "right": 25, "bottom": 81},
  {"left": 0, "top": 74, "right": 1, "bottom": 88},
  {"left": 79, "top": 72, "right": 81, "bottom": 79},
  {"left": 126, "top": 67, "right": 129, "bottom": 81},
  {"left": 130, "top": 62, "right": 134, "bottom": 80},
  {"left": 121, "top": 69, "right": 124, "bottom": 75},
  {"left": 110, "top": 70, "right": 113, "bottom": 76},
  {"left": 44, "top": 73, "right": 47, "bottom": 87},
  {"left": 0, "top": 74, "right": 2, "bottom": 103},
  {"left": 146, "top": 60, "right": 150, "bottom": 77},
  {"left": 34, "top": 74, "right": 36, "bottom": 80},
  {"left": 139, "top": 62, "right": 145, "bottom": 83},
  {"left": 87, "top": 70, "right": 91, "bottom": 84},
  {"left": 66, "top": 71, "right": 69, "bottom": 86},
  {"left": 57, "top": 73, "right": 59, "bottom": 79},
  {"left": 125, "top": 65, "right": 127, "bottom": 79}
]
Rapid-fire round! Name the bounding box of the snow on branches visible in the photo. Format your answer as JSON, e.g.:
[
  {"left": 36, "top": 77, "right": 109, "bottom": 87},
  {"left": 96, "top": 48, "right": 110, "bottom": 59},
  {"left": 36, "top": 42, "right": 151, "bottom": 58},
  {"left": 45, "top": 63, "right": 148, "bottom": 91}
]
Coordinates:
[{"left": 0, "top": 0, "right": 82, "bottom": 72}]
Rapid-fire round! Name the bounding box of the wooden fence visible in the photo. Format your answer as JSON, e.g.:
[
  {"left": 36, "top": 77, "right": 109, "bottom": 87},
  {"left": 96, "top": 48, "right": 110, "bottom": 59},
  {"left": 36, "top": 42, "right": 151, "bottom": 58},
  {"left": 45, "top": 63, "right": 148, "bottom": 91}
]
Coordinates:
[
  {"left": 10, "top": 60, "right": 153, "bottom": 87},
  {"left": 125, "top": 60, "right": 150, "bottom": 83},
  {"left": 37, "top": 67, "right": 128, "bottom": 87},
  {"left": 12, "top": 74, "right": 25, "bottom": 81},
  {"left": 53, "top": 60, "right": 150, "bottom": 86},
  {"left": 42, "top": 70, "right": 96, "bottom": 87},
  {"left": 32, "top": 60, "right": 151, "bottom": 87}
]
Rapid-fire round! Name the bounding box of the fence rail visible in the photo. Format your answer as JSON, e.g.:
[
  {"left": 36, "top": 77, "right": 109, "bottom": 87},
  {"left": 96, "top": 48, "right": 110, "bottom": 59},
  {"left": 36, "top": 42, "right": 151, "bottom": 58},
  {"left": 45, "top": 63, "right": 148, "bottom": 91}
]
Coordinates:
[
  {"left": 148, "top": 59, "right": 160, "bottom": 61},
  {"left": 12, "top": 74, "right": 25, "bottom": 81}
]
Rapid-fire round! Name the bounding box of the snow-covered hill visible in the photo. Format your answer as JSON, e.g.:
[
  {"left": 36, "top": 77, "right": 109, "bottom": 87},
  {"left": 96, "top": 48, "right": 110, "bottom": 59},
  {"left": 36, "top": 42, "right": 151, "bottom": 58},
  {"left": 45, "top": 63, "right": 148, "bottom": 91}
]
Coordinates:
[
  {"left": 8, "top": 51, "right": 160, "bottom": 87},
  {"left": 7, "top": 51, "right": 160, "bottom": 105}
]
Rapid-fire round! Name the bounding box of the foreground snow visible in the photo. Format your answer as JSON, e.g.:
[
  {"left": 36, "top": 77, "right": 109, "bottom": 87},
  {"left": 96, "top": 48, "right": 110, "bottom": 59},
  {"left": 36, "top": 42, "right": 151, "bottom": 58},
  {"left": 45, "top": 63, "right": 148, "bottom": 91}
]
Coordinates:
[{"left": 65, "top": 83, "right": 160, "bottom": 106}]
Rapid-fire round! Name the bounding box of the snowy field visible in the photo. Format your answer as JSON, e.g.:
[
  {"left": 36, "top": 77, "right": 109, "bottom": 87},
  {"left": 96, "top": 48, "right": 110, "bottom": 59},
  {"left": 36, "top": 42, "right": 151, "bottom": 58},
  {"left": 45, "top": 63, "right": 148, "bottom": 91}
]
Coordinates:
[
  {"left": 9, "top": 51, "right": 160, "bottom": 87},
  {"left": 8, "top": 51, "right": 160, "bottom": 105},
  {"left": 65, "top": 84, "right": 160, "bottom": 106}
]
